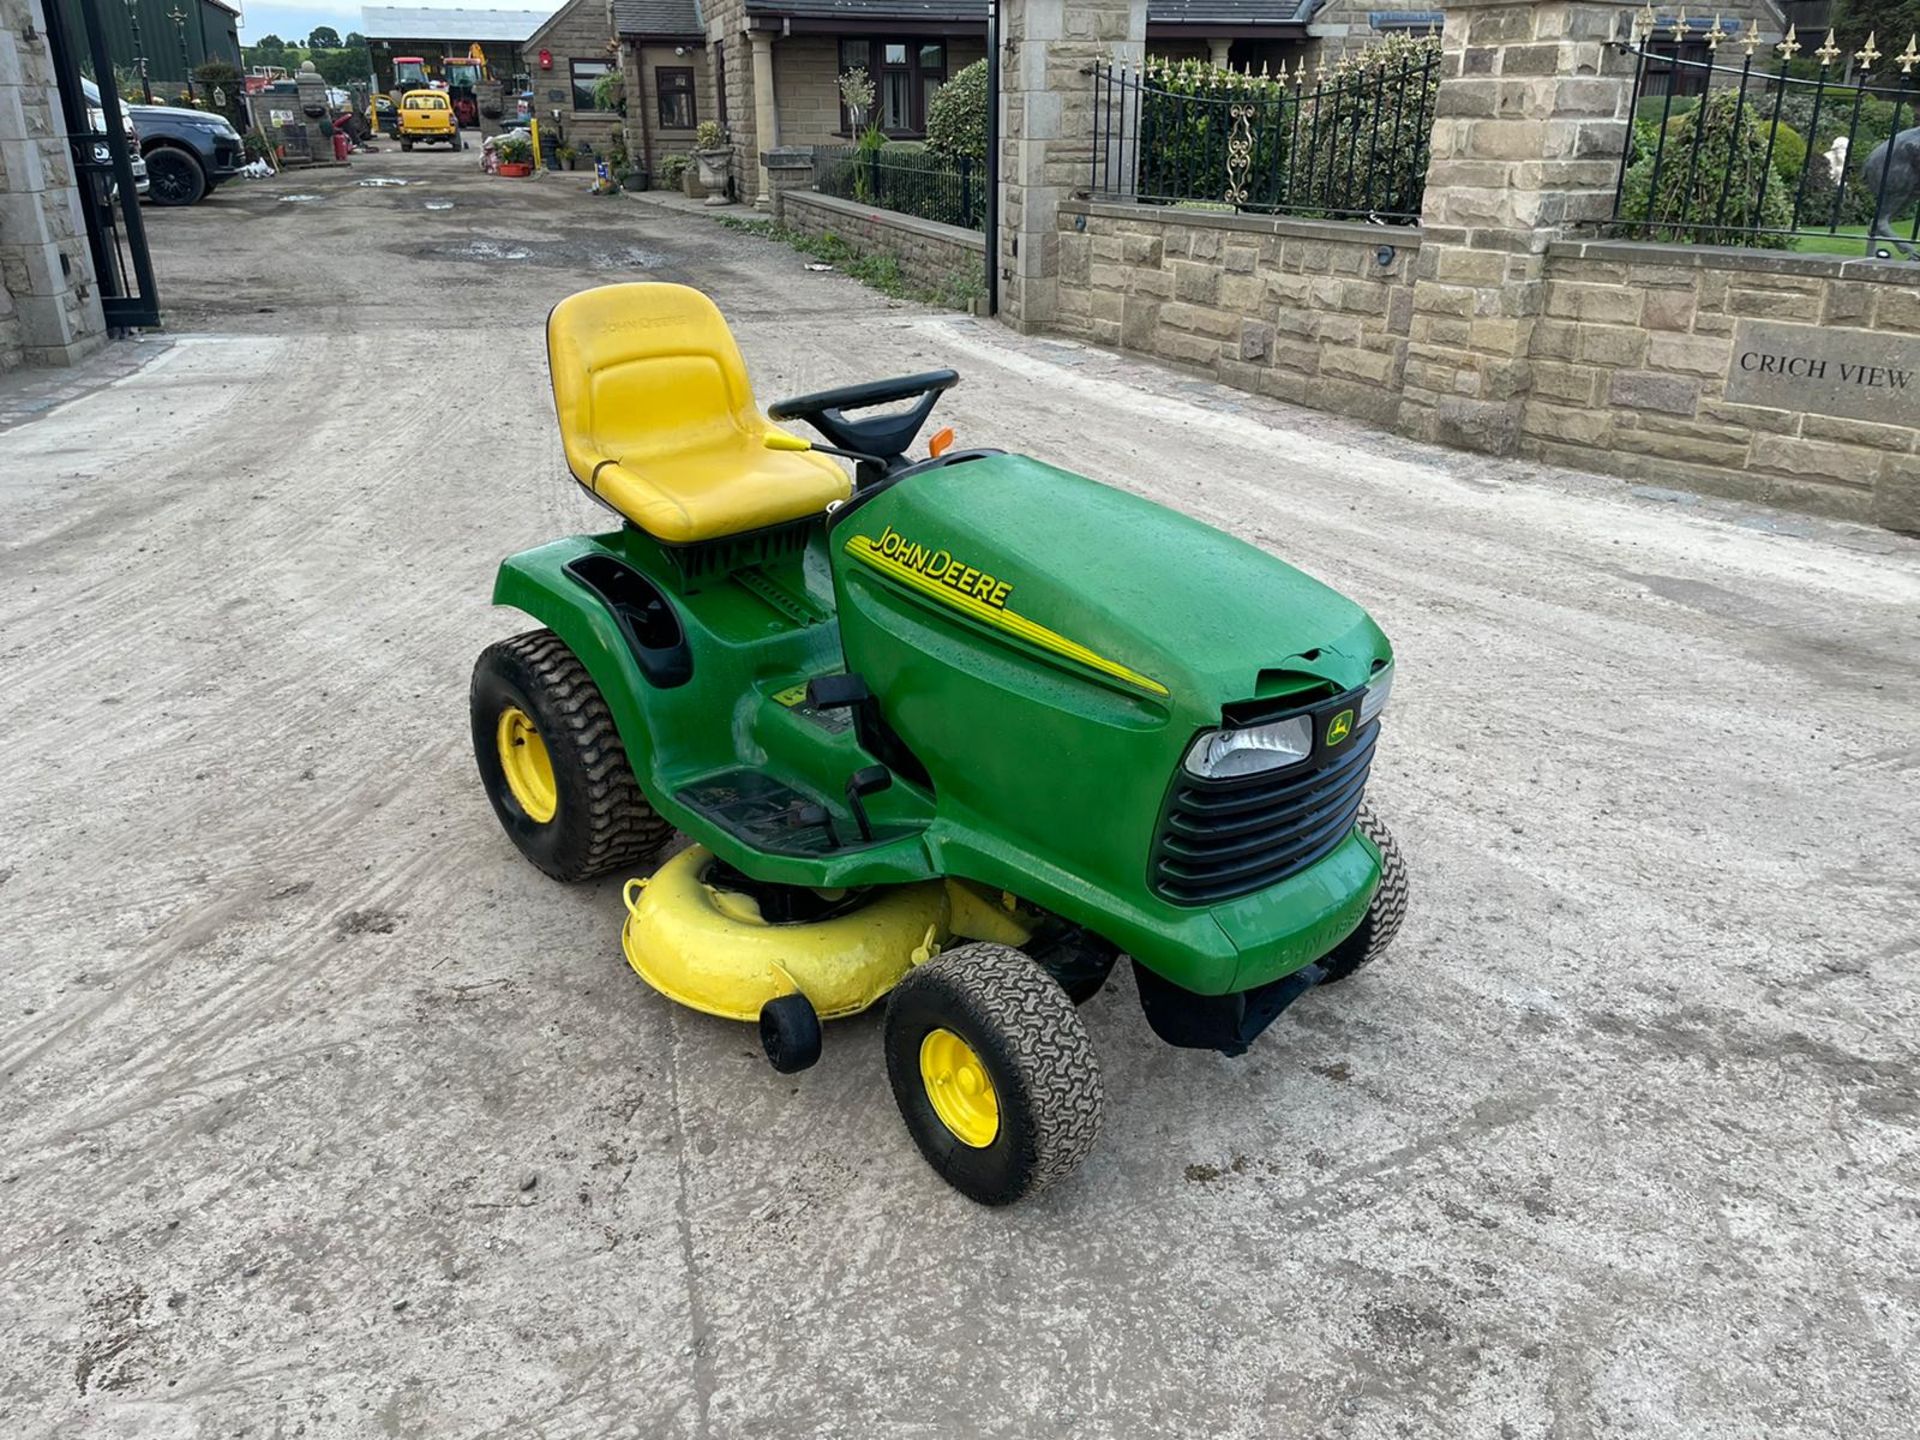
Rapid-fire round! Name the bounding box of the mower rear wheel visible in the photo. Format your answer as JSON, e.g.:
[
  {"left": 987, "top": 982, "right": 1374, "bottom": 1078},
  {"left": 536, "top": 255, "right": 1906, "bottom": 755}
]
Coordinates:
[
  {"left": 884, "top": 943, "right": 1103, "bottom": 1206},
  {"left": 471, "top": 628, "right": 670, "bottom": 882},
  {"left": 1317, "top": 804, "right": 1408, "bottom": 985}
]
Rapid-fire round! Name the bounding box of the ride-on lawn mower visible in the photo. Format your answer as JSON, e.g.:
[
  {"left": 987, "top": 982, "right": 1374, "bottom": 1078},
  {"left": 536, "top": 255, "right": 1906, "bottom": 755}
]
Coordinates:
[{"left": 472, "top": 283, "right": 1407, "bottom": 1205}]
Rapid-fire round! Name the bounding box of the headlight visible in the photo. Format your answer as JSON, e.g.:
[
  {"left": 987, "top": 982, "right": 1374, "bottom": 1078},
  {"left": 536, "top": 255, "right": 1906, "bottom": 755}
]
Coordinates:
[
  {"left": 1360, "top": 662, "right": 1394, "bottom": 726},
  {"left": 1184, "top": 714, "right": 1313, "bottom": 780}
]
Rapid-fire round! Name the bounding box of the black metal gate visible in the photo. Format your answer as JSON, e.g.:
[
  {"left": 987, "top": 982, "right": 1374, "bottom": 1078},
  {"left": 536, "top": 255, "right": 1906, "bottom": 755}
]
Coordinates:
[{"left": 40, "top": 0, "right": 160, "bottom": 329}]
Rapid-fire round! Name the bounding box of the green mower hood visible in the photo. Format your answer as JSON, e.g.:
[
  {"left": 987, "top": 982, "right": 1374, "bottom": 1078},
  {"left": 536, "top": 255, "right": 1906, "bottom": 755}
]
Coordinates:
[{"left": 835, "top": 452, "right": 1389, "bottom": 710}]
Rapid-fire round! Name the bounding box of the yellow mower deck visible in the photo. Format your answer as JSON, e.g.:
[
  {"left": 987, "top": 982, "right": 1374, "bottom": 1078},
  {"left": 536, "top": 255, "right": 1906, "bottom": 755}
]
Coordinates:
[{"left": 621, "top": 847, "right": 1036, "bottom": 1022}]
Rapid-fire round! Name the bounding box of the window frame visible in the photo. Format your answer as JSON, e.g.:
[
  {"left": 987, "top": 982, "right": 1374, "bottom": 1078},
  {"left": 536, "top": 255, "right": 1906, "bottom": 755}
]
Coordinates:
[
  {"left": 656, "top": 64, "right": 697, "bottom": 132},
  {"left": 836, "top": 37, "right": 946, "bottom": 138},
  {"left": 568, "top": 57, "right": 613, "bottom": 115}
]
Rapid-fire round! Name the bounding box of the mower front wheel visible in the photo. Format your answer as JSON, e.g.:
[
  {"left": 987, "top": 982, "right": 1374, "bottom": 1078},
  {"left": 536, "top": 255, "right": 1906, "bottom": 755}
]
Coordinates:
[
  {"left": 1317, "top": 804, "right": 1408, "bottom": 985},
  {"left": 471, "top": 629, "right": 670, "bottom": 882},
  {"left": 884, "top": 943, "right": 1103, "bottom": 1206}
]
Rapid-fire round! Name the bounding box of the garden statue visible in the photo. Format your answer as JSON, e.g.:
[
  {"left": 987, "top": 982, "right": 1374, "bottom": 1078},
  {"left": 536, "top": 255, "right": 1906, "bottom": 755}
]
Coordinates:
[
  {"left": 1863, "top": 125, "right": 1920, "bottom": 260},
  {"left": 1822, "top": 135, "right": 1848, "bottom": 188}
]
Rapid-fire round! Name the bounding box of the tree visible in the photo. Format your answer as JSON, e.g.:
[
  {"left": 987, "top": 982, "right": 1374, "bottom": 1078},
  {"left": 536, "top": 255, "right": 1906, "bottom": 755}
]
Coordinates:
[
  {"left": 311, "top": 45, "right": 372, "bottom": 86},
  {"left": 255, "top": 34, "right": 286, "bottom": 55},
  {"left": 1831, "top": 1, "right": 1920, "bottom": 54},
  {"left": 307, "top": 25, "right": 342, "bottom": 50}
]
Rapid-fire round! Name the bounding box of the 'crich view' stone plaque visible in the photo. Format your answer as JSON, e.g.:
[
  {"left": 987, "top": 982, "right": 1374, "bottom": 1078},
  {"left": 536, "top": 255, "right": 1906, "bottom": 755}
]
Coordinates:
[{"left": 1724, "top": 318, "right": 1919, "bottom": 427}]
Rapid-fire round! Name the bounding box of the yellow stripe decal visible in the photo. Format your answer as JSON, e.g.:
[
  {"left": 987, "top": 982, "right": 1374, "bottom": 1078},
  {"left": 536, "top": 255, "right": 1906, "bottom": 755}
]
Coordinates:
[{"left": 844, "top": 534, "right": 1169, "bottom": 698}]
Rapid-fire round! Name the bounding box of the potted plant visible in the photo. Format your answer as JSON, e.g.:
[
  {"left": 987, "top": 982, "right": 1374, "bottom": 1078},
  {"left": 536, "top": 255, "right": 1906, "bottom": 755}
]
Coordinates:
[
  {"left": 496, "top": 135, "right": 534, "bottom": 177},
  {"left": 694, "top": 120, "right": 733, "bottom": 205},
  {"left": 557, "top": 144, "right": 577, "bottom": 172}
]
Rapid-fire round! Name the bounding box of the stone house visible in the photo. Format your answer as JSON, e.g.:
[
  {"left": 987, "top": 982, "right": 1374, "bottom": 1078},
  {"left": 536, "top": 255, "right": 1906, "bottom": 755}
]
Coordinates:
[
  {"left": 523, "top": 0, "right": 626, "bottom": 159},
  {"left": 618, "top": 0, "right": 1350, "bottom": 205},
  {"left": 611, "top": 0, "right": 717, "bottom": 179}
]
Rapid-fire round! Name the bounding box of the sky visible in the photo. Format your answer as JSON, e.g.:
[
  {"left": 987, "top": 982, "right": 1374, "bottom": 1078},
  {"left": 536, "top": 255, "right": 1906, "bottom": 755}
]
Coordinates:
[{"left": 237, "top": 0, "right": 564, "bottom": 46}]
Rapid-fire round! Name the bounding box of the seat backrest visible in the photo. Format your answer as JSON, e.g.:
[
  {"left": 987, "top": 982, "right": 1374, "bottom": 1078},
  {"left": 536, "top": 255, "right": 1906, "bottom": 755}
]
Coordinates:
[{"left": 547, "top": 283, "right": 760, "bottom": 484}]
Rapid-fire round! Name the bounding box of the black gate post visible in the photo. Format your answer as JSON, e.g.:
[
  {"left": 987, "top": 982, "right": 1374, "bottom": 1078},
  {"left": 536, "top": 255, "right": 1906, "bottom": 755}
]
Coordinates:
[
  {"left": 41, "top": 0, "right": 161, "bottom": 329},
  {"left": 985, "top": 0, "right": 1000, "bottom": 315}
]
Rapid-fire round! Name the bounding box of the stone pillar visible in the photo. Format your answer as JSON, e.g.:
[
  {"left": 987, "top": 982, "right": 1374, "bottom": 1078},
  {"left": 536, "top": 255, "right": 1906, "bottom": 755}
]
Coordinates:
[
  {"left": 750, "top": 31, "right": 778, "bottom": 209},
  {"left": 476, "top": 78, "right": 505, "bottom": 138},
  {"left": 0, "top": 0, "right": 105, "bottom": 369},
  {"left": 294, "top": 60, "right": 330, "bottom": 124},
  {"left": 1208, "top": 37, "right": 1231, "bottom": 68},
  {"left": 999, "top": 0, "right": 1148, "bottom": 333},
  {"left": 760, "top": 145, "right": 813, "bottom": 224},
  {"left": 1398, "top": 1, "right": 1638, "bottom": 453}
]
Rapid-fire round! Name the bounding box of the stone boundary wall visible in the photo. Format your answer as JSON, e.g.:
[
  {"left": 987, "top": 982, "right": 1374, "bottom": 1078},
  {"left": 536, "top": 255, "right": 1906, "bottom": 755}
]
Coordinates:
[
  {"left": 779, "top": 190, "right": 986, "bottom": 298},
  {"left": 1053, "top": 201, "right": 1418, "bottom": 425},
  {"left": 1525, "top": 242, "right": 1920, "bottom": 533},
  {"left": 1047, "top": 202, "right": 1920, "bottom": 532}
]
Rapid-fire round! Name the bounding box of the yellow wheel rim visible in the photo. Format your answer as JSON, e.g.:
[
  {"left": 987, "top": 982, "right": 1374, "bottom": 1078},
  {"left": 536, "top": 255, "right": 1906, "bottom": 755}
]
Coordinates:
[
  {"left": 919, "top": 1028, "right": 999, "bottom": 1148},
  {"left": 496, "top": 705, "right": 557, "bottom": 823}
]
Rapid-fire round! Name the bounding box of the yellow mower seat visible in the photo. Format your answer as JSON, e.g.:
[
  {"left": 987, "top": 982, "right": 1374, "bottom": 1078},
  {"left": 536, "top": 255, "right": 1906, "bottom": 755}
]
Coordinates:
[{"left": 546, "top": 283, "right": 850, "bottom": 544}]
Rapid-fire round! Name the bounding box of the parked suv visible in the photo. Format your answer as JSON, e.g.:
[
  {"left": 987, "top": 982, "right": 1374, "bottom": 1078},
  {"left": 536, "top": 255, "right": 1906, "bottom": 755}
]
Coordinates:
[
  {"left": 129, "top": 98, "right": 245, "bottom": 206},
  {"left": 79, "top": 79, "right": 149, "bottom": 201}
]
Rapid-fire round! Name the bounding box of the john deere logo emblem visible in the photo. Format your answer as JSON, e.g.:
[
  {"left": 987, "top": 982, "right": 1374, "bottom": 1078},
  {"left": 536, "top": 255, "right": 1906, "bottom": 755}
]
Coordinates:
[{"left": 1327, "top": 710, "right": 1354, "bottom": 746}]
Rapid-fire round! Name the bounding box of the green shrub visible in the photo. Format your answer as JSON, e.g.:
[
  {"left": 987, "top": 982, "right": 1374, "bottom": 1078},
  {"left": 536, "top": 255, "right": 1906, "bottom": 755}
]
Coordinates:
[
  {"left": 1136, "top": 34, "right": 1439, "bottom": 218},
  {"left": 1616, "top": 88, "right": 1795, "bottom": 246},
  {"left": 1761, "top": 120, "right": 1807, "bottom": 187},
  {"left": 657, "top": 152, "right": 693, "bottom": 185},
  {"left": 926, "top": 59, "right": 988, "bottom": 163}
]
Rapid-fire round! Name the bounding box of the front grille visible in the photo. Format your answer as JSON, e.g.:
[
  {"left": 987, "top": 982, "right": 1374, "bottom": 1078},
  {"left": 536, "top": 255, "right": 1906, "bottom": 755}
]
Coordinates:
[{"left": 1151, "top": 715, "right": 1377, "bottom": 905}]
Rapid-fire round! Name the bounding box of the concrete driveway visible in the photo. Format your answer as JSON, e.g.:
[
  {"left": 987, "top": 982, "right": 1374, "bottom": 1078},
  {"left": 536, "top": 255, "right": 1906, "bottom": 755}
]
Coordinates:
[{"left": 3, "top": 150, "right": 1916, "bottom": 1439}]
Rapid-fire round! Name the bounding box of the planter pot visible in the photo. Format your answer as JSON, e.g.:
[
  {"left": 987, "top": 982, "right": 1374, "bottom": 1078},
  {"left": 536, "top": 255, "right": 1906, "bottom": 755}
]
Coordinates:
[
  {"left": 622, "top": 170, "right": 649, "bottom": 192},
  {"left": 681, "top": 167, "right": 705, "bottom": 199},
  {"left": 498, "top": 161, "right": 532, "bottom": 177},
  {"left": 695, "top": 148, "right": 733, "bottom": 205}
]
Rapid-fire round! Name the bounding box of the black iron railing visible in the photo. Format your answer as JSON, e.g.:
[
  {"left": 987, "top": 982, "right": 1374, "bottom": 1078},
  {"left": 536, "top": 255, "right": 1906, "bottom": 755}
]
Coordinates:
[
  {"left": 1612, "top": 16, "right": 1920, "bottom": 256},
  {"left": 1089, "top": 44, "right": 1440, "bottom": 224},
  {"left": 814, "top": 146, "right": 982, "bottom": 231}
]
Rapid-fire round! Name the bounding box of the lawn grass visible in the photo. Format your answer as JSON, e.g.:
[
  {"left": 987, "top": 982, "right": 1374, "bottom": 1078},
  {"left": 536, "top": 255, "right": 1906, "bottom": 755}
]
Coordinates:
[{"left": 1790, "top": 225, "right": 1883, "bottom": 257}]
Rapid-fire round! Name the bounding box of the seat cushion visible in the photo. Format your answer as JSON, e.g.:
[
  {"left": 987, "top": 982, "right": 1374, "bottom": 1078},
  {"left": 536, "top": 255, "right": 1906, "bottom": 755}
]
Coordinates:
[
  {"left": 589, "top": 443, "right": 850, "bottom": 546},
  {"left": 549, "top": 283, "right": 852, "bottom": 543}
]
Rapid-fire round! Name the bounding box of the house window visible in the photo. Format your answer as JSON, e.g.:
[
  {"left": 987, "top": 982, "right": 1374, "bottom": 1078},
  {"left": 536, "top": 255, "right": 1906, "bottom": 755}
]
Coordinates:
[
  {"left": 837, "top": 39, "right": 945, "bottom": 136},
  {"left": 657, "top": 66, "right": 696, "bottom": 130},
  {"left": 570, "top": 59, "right": 612, "bottom": 113}
]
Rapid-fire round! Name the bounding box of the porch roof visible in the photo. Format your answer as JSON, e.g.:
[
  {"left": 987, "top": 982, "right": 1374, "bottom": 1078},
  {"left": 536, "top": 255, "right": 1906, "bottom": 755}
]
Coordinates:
[
  {"left": 734, "top": 0, "right": 1321, "bottom": 26},
  {"left": 612, "top": 0, "right": 705, "bottom": 37}
]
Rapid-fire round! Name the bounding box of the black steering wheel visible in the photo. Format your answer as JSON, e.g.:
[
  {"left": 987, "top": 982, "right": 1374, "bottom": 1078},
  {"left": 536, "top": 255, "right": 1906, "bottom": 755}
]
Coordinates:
[{"left": 768, "top": 369, "right": 958, "bottom": 464}]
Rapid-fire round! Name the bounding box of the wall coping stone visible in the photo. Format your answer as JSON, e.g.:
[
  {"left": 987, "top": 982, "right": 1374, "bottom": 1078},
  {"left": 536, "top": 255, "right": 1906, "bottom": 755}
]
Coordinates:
[
  {"left": 792, "top": 189, "right": 985, "bottom": 252},
  {"left": 1547, "top": 239, "right": 1920, "bottom": 288},
  {"left": 761, "top": 146, "right": 815, "bottom": 168},
  {"left": 1063, "top": 198, "right": 1423, "bottom": 250}
]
